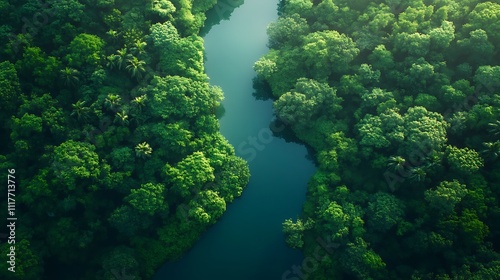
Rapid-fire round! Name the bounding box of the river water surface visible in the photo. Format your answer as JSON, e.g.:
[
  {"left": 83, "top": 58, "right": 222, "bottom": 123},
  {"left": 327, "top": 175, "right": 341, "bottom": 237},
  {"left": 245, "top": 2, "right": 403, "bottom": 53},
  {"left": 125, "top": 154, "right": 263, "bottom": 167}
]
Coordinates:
[{"left": 154, "top": 1, "right": 316, "bottom": 279}]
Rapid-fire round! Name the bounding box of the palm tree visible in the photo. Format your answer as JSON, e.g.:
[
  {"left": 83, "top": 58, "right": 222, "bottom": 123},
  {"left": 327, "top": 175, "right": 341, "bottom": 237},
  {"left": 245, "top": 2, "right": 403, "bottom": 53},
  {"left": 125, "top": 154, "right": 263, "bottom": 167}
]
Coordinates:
[
  {"left": 488, "top": 120, "right": 500, "bottom": 138},
  {"left": 71, "top": 100, "right": 90, "bottom": 121},
  {"left": 105, "top": 94, "right": 121, "bottom": 110},
  {"left": 409, "top": 167, "right": 426, "bottom": 182},
  {"left": 114, "top": 111, "right": 129, "bottom": 126},
  {"left": 106, "top": 54, "right": 118, "bottom": 70},
  {"left": 387, "top": 156, "right": 406, "bottom": 173},
  {"left": 131, "top": 94, "right": 147, "bottom": 112},
  {"left": 126, "top": 56, "right": 146, "bottom": 79},
  {"left": 132, "top": 39, "right": 147, "bottom": 55},
  {"left": 482, "top": 141, "right": 500, "bottom": 161},
  {"left": 106, "top": 29, "right": 120, "bottom": 43},
  {"left": 60, "top": 67, "right": 80, "bottom": 87},
  {"left": 135, "top": 142, "right": 152, "bottom": 158},
  {"left": 116, "top": 48, "right": 130, "bottom": 70}
]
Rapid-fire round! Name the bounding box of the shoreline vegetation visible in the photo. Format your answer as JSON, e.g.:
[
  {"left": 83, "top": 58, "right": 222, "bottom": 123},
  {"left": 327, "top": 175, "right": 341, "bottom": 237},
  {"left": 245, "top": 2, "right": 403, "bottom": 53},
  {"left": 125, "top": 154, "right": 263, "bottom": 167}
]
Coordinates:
[
  {"left": 0, "top": 0, "right": 249, "bottom": 279},
  {"left": 255, "top": 0, "right": 500, "bottom": 279},
  {"left": 1, "top": 0, "right": 499, "bottom": 279}
]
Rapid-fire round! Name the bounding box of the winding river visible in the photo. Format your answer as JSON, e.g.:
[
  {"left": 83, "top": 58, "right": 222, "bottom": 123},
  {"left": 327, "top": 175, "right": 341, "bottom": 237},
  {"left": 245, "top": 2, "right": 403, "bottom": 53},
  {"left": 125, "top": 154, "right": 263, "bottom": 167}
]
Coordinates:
[{"left": 154, "top": 1, "right": 316, "bottom": 279}]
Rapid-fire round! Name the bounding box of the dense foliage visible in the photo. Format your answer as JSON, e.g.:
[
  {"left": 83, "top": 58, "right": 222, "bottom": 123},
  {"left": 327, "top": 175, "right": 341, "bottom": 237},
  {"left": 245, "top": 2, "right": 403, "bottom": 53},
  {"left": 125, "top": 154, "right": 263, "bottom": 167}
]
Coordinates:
[
  {"left": 0, "top": 0, "right": 250, "bottom": 279},
  {"left": 256, "top": 0, "right": 500, "bottom": 279}
]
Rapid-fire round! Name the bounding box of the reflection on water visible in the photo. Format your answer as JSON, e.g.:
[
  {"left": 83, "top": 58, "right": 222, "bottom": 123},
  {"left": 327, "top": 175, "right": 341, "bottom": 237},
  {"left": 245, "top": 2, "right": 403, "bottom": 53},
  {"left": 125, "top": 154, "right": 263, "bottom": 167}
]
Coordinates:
[
  {"left": 199, "top": 0, "right": 245, "bottom": 36},
  {"left": 215, "top": 103, "right": 226, "bottom": 119},
  {"left": 154, "top": 1, "right": 316, "bottom": 279},
  {"left": 252, "top": 76, "right": 274, "bottom": 101}
]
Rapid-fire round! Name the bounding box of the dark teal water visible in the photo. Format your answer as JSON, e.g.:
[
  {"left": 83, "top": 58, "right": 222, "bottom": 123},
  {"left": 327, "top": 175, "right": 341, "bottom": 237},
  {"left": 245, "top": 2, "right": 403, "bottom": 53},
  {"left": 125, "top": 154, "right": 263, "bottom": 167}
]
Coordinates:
[{"left": 154, "top": 1, "right": 316, "bottom": 279}]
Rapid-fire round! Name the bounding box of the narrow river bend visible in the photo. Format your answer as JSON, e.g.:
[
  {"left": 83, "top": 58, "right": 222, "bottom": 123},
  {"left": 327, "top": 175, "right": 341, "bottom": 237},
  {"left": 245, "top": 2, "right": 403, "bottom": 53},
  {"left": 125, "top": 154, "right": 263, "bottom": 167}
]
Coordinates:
[{"left": 154, "top": 1, "right": 316, "bottom": 279}]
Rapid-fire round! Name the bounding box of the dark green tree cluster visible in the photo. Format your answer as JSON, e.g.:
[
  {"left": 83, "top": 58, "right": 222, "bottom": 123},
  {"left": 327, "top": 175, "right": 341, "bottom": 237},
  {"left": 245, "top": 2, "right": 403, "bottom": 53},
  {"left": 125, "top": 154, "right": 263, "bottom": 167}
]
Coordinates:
[
  {"left": 258, "top": 0, "right": 500, "bottom": 279},
  {"left": 0, "top": 0, "right": 249, "bottom": 279}
]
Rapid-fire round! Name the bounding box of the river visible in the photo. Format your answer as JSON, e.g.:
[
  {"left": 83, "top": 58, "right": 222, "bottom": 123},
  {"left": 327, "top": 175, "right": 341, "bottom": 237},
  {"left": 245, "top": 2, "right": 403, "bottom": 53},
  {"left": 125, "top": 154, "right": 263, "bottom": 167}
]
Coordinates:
[{"left": 153, "top": 1, "right": 316, "bottom": 279}]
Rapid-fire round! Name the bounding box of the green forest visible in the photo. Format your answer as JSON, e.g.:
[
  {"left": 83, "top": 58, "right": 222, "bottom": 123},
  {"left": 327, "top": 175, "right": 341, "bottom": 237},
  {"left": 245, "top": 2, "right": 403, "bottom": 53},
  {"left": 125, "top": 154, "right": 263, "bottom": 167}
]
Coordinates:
[
  {"left": 254, "top": 0, "right": 500, "bottom": 279},
  {"left": 1, "top": 0, "right": 500, "bottom": 279},
  {"left": 0, "top": 0, "right": 250, "bottom": 279}
]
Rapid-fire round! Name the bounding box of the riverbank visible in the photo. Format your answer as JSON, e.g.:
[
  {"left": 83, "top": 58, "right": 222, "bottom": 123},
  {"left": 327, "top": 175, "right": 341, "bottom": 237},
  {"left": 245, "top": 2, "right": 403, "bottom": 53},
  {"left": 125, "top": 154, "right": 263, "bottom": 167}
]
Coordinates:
[{"left": 153, "top": 1, "right": 316, "bottom": 279}]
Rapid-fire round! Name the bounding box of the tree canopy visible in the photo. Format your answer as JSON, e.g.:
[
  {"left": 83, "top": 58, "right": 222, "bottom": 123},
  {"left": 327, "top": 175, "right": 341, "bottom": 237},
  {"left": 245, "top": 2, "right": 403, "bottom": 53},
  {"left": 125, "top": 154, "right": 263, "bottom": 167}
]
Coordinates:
[
  {"left": 0, "top": 0, "right": 249, "bottom": 279},
  {"left": 258, "top": 0, "right": 500, "bottom": 279}
]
